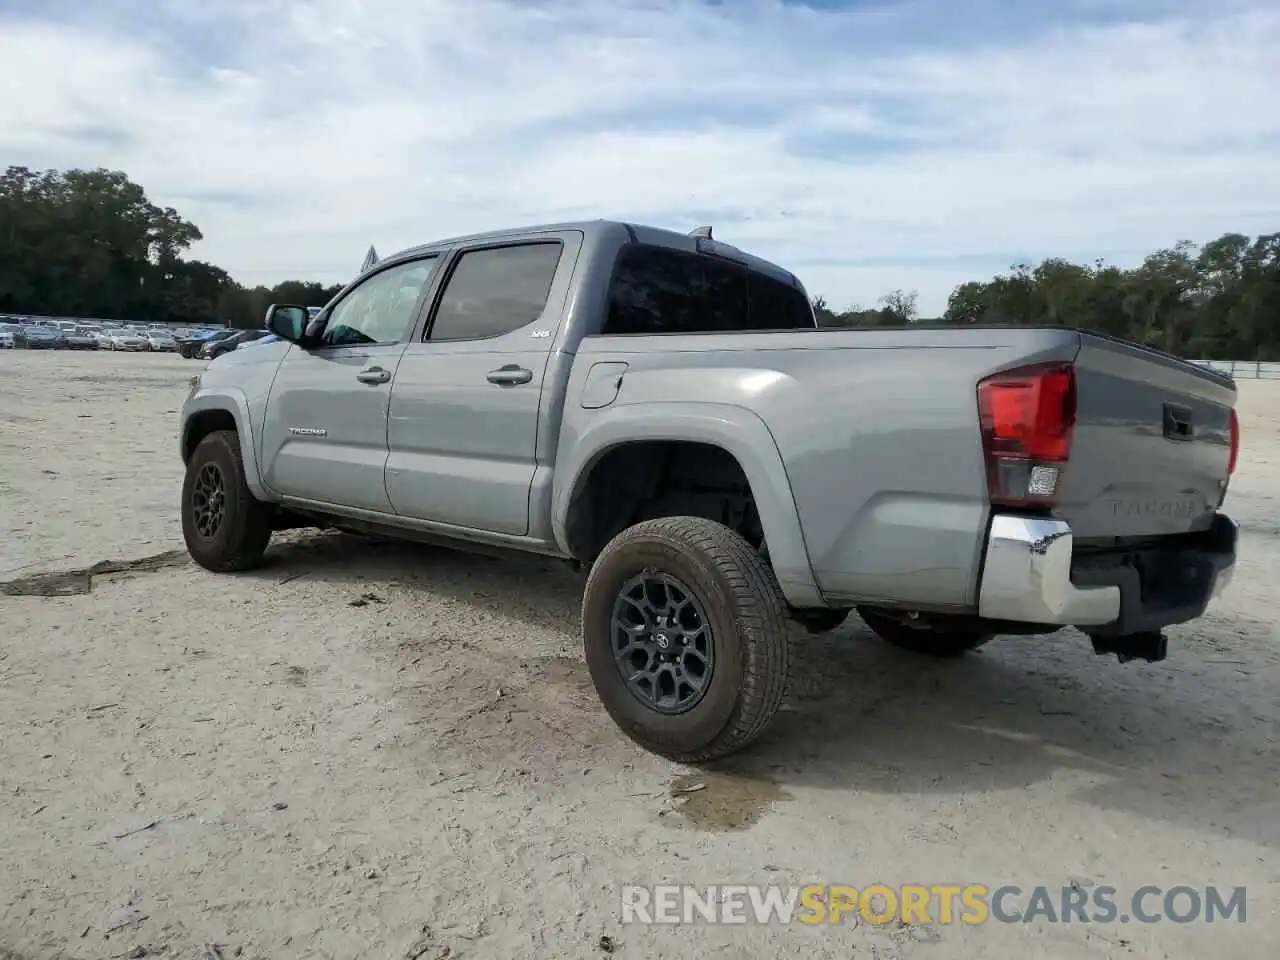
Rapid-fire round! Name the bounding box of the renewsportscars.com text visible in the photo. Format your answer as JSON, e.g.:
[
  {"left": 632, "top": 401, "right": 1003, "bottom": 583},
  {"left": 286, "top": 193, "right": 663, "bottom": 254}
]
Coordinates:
[{"left": 620, "top": 883, "right": 1248, "bottom": 926}]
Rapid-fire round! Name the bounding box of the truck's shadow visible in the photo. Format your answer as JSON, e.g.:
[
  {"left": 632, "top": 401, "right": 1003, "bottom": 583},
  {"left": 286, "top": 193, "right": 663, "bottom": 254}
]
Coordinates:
[
  {"left": 256, "top": 528, "right": 584, "bottom": 633},
  {"left": 251, "top": 531, "right": 1279, "bottom": 847},
  {"left": 745, "top": 630, "right": 1279, "bottom": 848}
]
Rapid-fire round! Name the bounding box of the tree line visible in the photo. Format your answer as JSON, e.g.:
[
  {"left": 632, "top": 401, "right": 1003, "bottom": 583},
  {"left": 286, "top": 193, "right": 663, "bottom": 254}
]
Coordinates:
[
  {"left": 816, "top": 233, "right": 1280, "bottom": 360},
  {"left": 2, "top": 166, "right": 1276, "bottom": 358},
  {"left": 0, "top": 166, "right": 340, "bottom": 329}
]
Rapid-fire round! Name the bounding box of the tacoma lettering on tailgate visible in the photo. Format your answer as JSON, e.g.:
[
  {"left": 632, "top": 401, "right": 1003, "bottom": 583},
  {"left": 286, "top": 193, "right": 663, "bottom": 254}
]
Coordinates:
[{"left": 1106, "top": 497, "right": 1197, "bottom": 519}]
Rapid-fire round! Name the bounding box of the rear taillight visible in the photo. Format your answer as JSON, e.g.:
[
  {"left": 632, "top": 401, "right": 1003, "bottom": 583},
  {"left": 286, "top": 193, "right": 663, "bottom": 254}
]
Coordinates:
[
  {"left": 1228, "top": 408, "right": 1239, "bottom": 476},
  {"left": 977, "top": 362, "right": 1076, "bottom": 507}
]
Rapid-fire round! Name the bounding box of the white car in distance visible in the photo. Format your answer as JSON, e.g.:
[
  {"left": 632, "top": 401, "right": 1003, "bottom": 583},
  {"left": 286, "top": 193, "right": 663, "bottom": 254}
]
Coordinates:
[
  {"left": 145, "top": 331, "right": 178, "bottom": 352},
  {"left": 106, "top": 331, "right": 149, "bottom": 352}
]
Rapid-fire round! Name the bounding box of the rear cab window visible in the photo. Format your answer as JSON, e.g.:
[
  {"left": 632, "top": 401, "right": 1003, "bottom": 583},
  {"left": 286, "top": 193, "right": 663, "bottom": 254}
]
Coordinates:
[{"left": 603, "top": 244, "right": 814, "bottom": 336}]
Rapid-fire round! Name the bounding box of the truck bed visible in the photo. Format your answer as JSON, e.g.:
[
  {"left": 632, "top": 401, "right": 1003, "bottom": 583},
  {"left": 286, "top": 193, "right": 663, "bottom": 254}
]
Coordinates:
[{"left": 571, "top": 323, "right": 1238, "bottom": 613}]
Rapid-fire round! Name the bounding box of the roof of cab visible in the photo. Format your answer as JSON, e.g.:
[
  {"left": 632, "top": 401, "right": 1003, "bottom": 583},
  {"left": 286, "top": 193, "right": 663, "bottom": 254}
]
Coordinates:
[{"left": 378, "top": 219, "right": 804, "bottom": 291}]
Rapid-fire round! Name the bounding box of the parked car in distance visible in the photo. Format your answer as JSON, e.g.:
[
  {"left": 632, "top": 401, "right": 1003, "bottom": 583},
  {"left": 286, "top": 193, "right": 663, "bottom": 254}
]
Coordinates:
[
  {"left": 178, "top": 328, "right": 233, "bottom": 359},
  {"left": 200, "top": 329, "right": 270, "bottom": 359},
  {"left": 64, "top": 327, "right": 100, "bottom": 350},
  {"left": 106, "top": 331, "right": 149, "bottom": 352},
  {"left": 0, "top": 329, "right": 14, "bottom": 349},
  {"left": 145, "top": 331, "right": 178, "bottom": 352},
  {"left": 22, "top": 325, "right": 64, "bottom": 349},
  {"left": 179, "top": 220, "right": 1239, "bottom": 763}
]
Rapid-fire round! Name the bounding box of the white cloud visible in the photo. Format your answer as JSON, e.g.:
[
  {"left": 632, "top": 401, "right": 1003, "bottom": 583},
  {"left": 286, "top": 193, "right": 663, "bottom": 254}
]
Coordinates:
[{"left": 1, "top": 0, "right": 1277, "bottom": 314}]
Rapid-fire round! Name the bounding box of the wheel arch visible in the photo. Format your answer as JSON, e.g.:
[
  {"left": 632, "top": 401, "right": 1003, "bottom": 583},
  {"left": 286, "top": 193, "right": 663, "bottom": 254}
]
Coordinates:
[
  {"left": 181, "top": 391, "right": 270, "bottom": 501},
  {"left": 553, "top": 402, "right": 824, "bottom": 607}
]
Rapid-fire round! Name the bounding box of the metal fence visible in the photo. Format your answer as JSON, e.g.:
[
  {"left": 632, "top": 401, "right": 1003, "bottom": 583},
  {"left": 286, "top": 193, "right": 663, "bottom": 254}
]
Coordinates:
[{"left": 1187, "top": 360, "right": 1280, "bottom": 380}]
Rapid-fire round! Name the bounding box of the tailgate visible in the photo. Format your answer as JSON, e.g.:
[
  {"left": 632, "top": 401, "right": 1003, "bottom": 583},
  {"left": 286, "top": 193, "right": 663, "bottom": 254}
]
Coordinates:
[{"left": 1057, "top": 333, "right": 1237, "bottom": 539}]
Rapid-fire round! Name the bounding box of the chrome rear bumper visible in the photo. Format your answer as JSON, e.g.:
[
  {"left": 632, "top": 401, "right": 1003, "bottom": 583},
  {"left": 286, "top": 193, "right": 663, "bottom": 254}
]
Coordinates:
[
  {"left": 978, "top": 513, "right": 1237, "bottom": 630},
  {"left": 979, "top": 516, "right": 1120, "bottom": 625}
]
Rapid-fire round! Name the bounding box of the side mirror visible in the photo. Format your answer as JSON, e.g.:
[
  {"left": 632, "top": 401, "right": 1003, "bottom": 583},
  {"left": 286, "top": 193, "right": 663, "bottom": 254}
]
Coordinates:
[{"left": 264, "top": 304, "right": 310, "bottom": 343}]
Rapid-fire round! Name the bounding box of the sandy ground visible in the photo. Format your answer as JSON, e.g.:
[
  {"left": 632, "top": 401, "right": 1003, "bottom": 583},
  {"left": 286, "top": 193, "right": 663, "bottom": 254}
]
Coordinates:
[{"left": 0, "top": 350, "right": 1277, "bottom": 960}]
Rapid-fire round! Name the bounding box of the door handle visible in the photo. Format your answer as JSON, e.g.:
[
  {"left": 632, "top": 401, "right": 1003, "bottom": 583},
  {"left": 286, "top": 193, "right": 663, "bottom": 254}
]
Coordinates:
[
  {"left": 486, "top": 365, "right": 533, "bottom": 386},
  {"left": 356, "top": 366, "right": 391, "bottom": 385}
]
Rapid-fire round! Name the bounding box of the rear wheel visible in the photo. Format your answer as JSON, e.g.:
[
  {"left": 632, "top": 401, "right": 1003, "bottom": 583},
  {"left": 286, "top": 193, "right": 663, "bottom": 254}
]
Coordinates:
[
  {"left": 857, "top": 607, "right": 992, "bottom": 658},
  {"left": 582, "top": 517, "right": 791, "bottom": 762},
  {"left": 181, "top": 429, "right": 273, "bottom": 572}
]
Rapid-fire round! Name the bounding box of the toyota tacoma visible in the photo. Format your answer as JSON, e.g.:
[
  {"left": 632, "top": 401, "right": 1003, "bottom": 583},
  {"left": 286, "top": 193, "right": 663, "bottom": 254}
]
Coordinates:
[{"left": 178, "top": 220, "right": 1239, "bottom": 761}]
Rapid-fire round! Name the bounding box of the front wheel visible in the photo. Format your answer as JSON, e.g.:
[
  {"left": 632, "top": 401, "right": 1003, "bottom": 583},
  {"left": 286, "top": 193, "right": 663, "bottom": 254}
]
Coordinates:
[
  {"left": 181, "top": 429, "right": 273, "bottom": 572},
  {"left": 857, "top": 607, "right": 992, "bottom": 658},
  {"left": 582, "top": 517, "right": 791, "bottom": 763}
]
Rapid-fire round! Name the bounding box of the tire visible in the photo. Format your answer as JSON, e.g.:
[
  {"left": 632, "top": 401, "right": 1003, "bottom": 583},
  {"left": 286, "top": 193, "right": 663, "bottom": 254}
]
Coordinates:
[
  {"left": 582, "top": 516, "right": 791, "bottom": 763},
  {"left": 857, "top": 607, "right": 992, "bottom": 658},
  {"left": 181, "top": 429, "right": 273, "bottom": 572}
]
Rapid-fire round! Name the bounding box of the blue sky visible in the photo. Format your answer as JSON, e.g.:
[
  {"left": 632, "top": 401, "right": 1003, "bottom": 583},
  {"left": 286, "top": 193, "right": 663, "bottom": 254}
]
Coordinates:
[{"left": 1, "top": 0, "right": 1277, "bottom": 315}]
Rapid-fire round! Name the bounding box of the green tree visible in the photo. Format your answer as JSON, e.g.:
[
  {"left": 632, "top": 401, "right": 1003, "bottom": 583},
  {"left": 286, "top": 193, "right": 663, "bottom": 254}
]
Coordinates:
[
  {"left": 878, "top": 289, "right": 918, "bottom": 324},
  {"left": 0, "top": 165, "right": 344, "bottom": 328},
  {"left": 913, "top": 234, "right": 1278, "bottom": 359}
]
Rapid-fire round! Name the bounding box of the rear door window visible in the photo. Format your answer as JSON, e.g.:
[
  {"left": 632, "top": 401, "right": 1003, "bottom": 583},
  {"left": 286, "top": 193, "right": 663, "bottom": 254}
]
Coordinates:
[{"left": 427, "top": 242, "right": 564, "bottom": 342}]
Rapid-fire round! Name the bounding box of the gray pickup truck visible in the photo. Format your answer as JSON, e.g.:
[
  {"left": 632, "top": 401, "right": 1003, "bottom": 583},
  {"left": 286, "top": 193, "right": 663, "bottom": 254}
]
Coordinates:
[{"left": 178, "top": 220, "right": 1239, "bottom": 761}]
